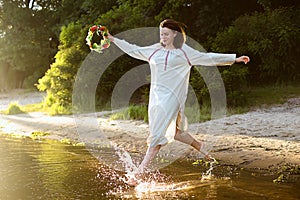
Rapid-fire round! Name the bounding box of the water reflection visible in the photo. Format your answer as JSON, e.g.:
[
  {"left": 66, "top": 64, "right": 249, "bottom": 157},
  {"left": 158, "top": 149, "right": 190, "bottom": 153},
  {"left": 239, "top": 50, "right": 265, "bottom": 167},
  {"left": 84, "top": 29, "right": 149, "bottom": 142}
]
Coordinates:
[{"left": 0, "top": 135, "right": 299, "bottom": 200}]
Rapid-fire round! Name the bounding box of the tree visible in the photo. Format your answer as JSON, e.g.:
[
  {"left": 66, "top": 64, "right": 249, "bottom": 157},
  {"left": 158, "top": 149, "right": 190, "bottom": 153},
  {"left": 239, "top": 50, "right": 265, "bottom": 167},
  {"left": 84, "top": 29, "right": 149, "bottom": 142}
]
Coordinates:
[
  {"left": 37, "top": 22, "right": 87, "bottom": 115},
  {"left": 36, "top": 0, "right": 299, "bottom": 113},
  {"left": 154, "top": 0, "right": 262, "bottom": 48},
  {"left": 211, "top": 7, "right": 300, "bottom": 84},
  {"left": 0, "top": 0, "right": 59, "bottom": 90},
  {"left": 0, "top": 0, "right": 117, "bottom": 91}
]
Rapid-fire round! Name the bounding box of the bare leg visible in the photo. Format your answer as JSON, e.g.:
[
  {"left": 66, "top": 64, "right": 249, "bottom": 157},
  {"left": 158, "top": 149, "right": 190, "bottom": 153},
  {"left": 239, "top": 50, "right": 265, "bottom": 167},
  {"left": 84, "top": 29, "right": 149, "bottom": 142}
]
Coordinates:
[
  {"left": 138, "top": 145, "right": 161, "bottom": 173},
  {"left": 174, "top": 129, "right": 199, "bottom": 150},
  {"left": 174, "top": 129, "right": 211, "bottom": 159},
  {"left": 126, "top": 145, "right": 161, "bottom": 186},
  {"left": 174, "top": 112, "right": 203, "bottom": 153}
]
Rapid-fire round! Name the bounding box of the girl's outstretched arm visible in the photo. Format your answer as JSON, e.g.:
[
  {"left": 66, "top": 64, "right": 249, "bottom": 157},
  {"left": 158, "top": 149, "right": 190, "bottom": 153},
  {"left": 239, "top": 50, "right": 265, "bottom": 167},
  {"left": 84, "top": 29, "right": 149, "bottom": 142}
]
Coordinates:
[{"left": 107, "top": 33, "right": 159, "bottom": 62}]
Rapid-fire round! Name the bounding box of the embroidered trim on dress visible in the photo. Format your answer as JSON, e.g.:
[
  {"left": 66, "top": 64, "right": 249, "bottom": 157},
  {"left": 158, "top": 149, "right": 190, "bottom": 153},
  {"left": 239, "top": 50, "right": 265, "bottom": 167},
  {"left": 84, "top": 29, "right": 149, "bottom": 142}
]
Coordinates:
[
  {"left": 179, "top": 48, "right": 192, "bottom": 66},
  {"left": 148, "top": 47, "right": 163, "bottom": 61},
  {"left": 164, "top": 50, "right": 170, "bottom": 70},
  {"left": 148, "top": 47, "right": 192, "bottom": 71}
]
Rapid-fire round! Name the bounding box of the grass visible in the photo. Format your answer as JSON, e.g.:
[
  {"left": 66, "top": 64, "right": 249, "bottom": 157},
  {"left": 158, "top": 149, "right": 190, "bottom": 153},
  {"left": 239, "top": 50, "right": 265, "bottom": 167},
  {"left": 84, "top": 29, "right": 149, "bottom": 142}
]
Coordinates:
[
  {"left": 243, "top": 84, "right": 300, "bottom": 109},
  {"left": 30, "top": 131, "right": 50, "bottom": 140},
  {"left": 22, "top": 102, "right": 45, "bottom": 113},
  {"left": 185, "top": 104, "right": 212, "bottom": 123},
  {"left": 110, "top": 105, "right": 148, "bottom": 122},
  {"left": 2, "top": 84, "right": 299, "bottom": 122},
  {"left": 227, "top": 84, "right": 300, "bottom": 116},
  {"left": 5, "top": 102, "right": 25, "bottom": 115},
  {"left": 0, "top": 102, "right": 45, "bottom": 114},
  {"left": 109, "top": 83, "right": 300, "bottom": 123}
]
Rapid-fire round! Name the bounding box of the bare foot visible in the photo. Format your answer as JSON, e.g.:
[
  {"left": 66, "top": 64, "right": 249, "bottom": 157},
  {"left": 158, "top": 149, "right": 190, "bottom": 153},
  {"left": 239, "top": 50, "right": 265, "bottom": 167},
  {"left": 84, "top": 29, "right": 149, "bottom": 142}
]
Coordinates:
[
  {"left": 125, "top": 176, "right": 139, "bottom": 187},
  {"left": 199, "top": 141, "right": 213, "bottom": 161},
  {"left": 124, "top": 172, "right": 143, "bottom": 187},
  {"left": 204, "top": 154, "right": 213, "bottom": 161}
]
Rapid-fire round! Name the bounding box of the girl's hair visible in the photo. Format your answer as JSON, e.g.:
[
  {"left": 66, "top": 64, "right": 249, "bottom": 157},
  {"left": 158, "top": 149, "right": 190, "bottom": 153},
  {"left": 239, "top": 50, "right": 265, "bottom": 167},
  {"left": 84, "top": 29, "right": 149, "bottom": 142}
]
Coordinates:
[{"left": 160, "top": 19, "right": 186, "bottom": 48}]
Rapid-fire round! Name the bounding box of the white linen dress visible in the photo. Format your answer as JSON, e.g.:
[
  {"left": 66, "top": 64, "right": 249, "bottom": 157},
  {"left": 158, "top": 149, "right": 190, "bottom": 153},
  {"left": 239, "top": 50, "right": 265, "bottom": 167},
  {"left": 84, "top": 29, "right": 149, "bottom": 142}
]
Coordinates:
[{"left": 113, "top": 38, "right": 236, "bottom": 148}]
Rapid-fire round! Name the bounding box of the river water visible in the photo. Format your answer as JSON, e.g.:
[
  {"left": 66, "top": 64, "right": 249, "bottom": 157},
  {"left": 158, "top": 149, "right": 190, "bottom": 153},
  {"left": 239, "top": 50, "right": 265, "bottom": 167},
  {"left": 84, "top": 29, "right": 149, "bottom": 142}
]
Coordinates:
[{"left": 0, "top": 135, "right": 299, "bottom": 200}]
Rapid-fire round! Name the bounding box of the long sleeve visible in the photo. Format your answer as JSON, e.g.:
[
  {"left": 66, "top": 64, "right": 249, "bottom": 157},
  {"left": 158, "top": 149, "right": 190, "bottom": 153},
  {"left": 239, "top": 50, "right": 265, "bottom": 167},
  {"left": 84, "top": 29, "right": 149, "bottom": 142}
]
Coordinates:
[
  {"left": 182, "top": 44, "right": 236, "bottom": 66},
  {"left": 113, "top": 38, "right": 160, "bottom": 62}
]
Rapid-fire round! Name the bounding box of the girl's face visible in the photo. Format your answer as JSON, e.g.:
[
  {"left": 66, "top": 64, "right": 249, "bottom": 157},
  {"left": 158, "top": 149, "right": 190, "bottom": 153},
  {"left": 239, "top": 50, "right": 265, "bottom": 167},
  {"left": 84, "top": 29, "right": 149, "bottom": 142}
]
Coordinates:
[{"left": 160, "top": 27, "right": 177, "bottom": 47}]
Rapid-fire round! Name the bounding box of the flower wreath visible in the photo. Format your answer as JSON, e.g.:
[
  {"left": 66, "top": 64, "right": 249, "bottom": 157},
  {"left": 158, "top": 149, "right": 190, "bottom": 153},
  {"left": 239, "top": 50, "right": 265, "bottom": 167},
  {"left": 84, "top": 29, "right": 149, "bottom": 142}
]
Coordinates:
[{"left": 85, "top": 25, "right": 110, "bottom": 53}]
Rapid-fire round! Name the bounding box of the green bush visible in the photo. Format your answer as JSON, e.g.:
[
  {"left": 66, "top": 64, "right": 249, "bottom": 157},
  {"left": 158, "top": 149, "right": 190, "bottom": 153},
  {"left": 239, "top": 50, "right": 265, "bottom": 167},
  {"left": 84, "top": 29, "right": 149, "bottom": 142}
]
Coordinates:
[
  {"left": 37, "top": 23, "right": 87, "bottom": 115},
  {"left": 127, "top": 105, "right": 148, "bottom": 122},
  {"left": 6, "top": 102, "right": 25, "bottom": 115},
  {"left": 211, "top": 7, "right": 300, "bottom": 84},
  {"left": 221, "top": 65, "right": 249, "bottom": 106},
  {"left": 189, "top": 65, "right": 249, "bottom": 108}
]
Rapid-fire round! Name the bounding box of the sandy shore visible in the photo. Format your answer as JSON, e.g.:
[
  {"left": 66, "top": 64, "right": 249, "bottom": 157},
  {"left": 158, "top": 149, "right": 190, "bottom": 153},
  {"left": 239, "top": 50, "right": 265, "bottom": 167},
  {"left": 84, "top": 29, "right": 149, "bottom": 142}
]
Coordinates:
[{"left": 0, "top": 90, "right": 299, "bottom": 170}]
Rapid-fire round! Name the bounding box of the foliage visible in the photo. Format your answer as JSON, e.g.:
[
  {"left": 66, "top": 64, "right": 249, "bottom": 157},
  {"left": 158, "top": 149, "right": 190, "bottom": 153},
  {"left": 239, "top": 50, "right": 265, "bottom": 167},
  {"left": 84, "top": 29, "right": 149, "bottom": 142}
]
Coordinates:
[
  {"left": 30, "top": 131, "right": 50, "bottom": 140},
  {"left": 211, "top": 7, "right": 300, "bottom": 84},
  {"left": 189, "top": 64, "right": 249, "bottom": 108},
  {"left": 185, "top": 103, "right": 212, "bottom": 123},
  {"left": 6, "top": 102, "right": 25, "bottom": 115},
  {"left": 221, "top": 65, "right": 249, "bottom": 106},
  {"left": 2, "top": 0, "right": 299, "bottom": 114},
  {"left": 37, "top": 23, "right": 87, "bottom": 115},
  {"left": 0, "top": 0, "right": 59, "bottom": 90},
  {"left": 127, "top": 104, "right": 148, "bottom": 121},
  {"left": 110, "top": 105, "right": 148, "bottom": 122},
  {"left": 244, "top": 83, "right": 300, "bottom": 108},
  {"left": 97, "top": 0, "right": 258, "bottom": 109},
  {"left": 33, "top": 0, "right": 119, "bottom": 114},
  {"left": 155, "top": 0, "right": 262, "bottom": 48},
  {"left": 0, "top": 0, "right": 117, "bottom": 91},
  {"left": 271, "top": 163, "right": 300, "bottom": 184},
  {"left": 91, "top": 0, "right": 165, "bottom": 37},
  {"left": 21, "top": 102, "right": 44, "bottom": 113},
  {"left": 257, "top": 0, "right": 297, "bottom": 10},
  {"left": 110, "top": 102, "right": 223, "bottom": 123},
  {"left": 189, "top": 67, "right": 210, "bottom": 106}
]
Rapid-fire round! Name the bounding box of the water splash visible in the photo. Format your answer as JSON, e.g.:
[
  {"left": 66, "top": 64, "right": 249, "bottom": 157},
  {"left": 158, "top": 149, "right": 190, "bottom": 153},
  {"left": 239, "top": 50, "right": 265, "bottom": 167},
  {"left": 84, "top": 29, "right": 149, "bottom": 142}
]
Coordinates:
[
  {"left": 115, "top": 145, "right": 139, "bottom": 173},
  {"left": 109, "top": 142, "right": 219, "bottom": 194},
  {"left": 201, "top": 156, "right": 218, "bottom": 181},
  {"left": 113, "top": 144, "right": 183, "bottom": 188},
  {"left": 113, "top": 143, "right": 142, "bottom": 185},
  {"left": 134, "top": 181, "right": 189, "bottom": 198},
  {"left": 102, "top": 145, "right": 220, "bottom": 199}
]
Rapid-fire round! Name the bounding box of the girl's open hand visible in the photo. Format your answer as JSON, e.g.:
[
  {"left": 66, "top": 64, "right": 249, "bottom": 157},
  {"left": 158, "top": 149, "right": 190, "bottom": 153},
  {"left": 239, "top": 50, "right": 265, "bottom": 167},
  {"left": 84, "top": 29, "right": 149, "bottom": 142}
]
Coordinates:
[{"left": 235, "top": 56, "right": 250, "bottom": 64}]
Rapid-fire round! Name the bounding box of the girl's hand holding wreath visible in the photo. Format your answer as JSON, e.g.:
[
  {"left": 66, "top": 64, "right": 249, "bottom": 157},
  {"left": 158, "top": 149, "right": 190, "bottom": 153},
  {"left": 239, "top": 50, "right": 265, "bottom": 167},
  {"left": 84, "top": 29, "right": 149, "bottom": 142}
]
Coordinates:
[{"left": 86, "top": 25, "right": 111, "bottom": 53}]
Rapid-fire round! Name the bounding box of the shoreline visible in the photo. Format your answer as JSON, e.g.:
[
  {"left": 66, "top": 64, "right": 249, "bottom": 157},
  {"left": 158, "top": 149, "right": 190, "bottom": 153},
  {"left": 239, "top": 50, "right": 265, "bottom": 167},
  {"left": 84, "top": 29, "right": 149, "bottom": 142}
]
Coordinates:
[{"left": 0, "top": 92, "right": 299, "bottom": 175}]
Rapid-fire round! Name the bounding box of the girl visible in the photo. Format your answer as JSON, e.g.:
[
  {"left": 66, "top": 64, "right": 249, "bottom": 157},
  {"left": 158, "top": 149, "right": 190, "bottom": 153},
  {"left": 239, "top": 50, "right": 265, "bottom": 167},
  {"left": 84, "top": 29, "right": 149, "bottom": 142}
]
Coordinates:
[{"left": 108, "top": 19, "right": 250, "bottom": 185}]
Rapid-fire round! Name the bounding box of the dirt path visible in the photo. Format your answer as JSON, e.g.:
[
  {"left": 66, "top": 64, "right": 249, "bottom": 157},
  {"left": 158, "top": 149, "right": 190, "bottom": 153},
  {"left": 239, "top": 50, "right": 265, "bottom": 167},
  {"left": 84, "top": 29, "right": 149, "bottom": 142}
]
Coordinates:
[
  {"left": 0, "top": 89, "right": 45, "bottom": 110},
  {"left": 0, "top": 90, "right": 299, "bottom": 170}
]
